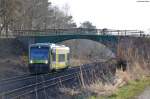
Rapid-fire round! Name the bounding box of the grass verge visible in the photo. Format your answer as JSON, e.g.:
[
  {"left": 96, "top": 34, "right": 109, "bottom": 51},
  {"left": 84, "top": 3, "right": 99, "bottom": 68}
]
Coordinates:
[{"left": 90, "top": 77, "right": 150, "bottom": 99}]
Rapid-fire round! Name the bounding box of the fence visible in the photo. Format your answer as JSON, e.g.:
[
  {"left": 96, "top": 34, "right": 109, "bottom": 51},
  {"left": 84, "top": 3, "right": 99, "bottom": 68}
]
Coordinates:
[{"left": 0, "top": 28, "right": 146, "bottom": 37}]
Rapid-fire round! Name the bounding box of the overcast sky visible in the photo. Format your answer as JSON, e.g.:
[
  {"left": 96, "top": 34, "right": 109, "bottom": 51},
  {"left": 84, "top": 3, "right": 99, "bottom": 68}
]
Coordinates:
[{"left": 49, "top": 0, "right": 150, "bottom": 31}]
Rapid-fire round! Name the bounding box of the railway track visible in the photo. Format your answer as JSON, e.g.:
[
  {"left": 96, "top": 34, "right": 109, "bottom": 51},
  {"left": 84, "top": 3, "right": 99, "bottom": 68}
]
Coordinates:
[
  {"left": 0, "top": 74, "right": 34, "bottom": 87},
  {"left": 0, "top": 67, "right": 79, "bottom": 94},
  {"left": 0, "top": 74, "right": 30, "bottom": 83},
  {"left": 7, "top": 71, "right": 81, "bottom": 99},
  {"left": 0, "top": 62, "right": 116, "bottom": 99},
  {"left": 0, "top": 65, "right": 86, "bottom": 98}
]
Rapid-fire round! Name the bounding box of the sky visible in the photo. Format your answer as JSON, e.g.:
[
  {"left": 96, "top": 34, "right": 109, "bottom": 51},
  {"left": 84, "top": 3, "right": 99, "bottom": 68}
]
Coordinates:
[{"left": 49, "top": 0, "right": 150, "bottom": 31}]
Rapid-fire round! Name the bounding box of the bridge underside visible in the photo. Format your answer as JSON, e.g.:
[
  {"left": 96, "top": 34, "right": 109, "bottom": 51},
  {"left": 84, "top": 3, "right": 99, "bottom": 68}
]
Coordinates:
[
  {"left": 17, "top": 35, "right": 119, "bottom": 54},
  {"left": 16, "top": 33, "right": 150, "bottom": 60}
]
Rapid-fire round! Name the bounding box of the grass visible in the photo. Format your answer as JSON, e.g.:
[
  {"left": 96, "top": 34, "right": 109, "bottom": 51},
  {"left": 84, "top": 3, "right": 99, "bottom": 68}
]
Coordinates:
[{"left": 88, "top": 77, "right": 150, "bottom": 99}]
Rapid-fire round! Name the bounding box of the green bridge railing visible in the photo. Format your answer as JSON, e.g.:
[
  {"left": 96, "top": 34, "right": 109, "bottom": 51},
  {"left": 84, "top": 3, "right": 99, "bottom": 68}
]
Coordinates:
[{"left": 0, "top": 28, "right": 145, "bottom": 37}]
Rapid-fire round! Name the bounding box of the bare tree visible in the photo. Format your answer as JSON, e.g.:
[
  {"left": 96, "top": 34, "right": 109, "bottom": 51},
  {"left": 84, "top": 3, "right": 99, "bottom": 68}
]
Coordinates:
[
  {"left": 18, "top": 1, "right": 76, "bottom": 30},
  {"left": 79, "top": 21, "right": 96, "bottom": 29},
  {"left": 0, "top": 0, "right": 77, "bottom": 34},
  {"left": 46, "top": 6, "right": 76, "bottom": 29},
  {"left": 0, "top": 0, "right": 22, "bottom": 34}
]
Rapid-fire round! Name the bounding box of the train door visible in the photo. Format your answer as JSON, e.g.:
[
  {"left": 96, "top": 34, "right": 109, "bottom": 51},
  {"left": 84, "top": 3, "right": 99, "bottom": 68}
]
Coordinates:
[{"left": 51, "top": 51, "right": 56, "bottom": 70}]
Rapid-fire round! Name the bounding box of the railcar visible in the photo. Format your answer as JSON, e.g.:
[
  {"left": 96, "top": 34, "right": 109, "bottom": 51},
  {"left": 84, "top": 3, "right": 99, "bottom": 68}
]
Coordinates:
[{"left": 28, "top": 43, "right": 70, "bottom": 74}]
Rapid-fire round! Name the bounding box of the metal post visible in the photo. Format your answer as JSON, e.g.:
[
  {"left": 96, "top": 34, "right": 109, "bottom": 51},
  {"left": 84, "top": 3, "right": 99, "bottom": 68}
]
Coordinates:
[
  {"left": 125, "top": 30, "right": 127, "bottom": 36},
  {"left": 41, "top": 76, "right": 48, "bottom": 99},
  {"left": 35, "top": 88, "right": 38, "bottom": 99},
  {"left": 79, "top": 65, "right": 85, "bottom": 88},
  {"left": 1, "top": 93, "right": 5, "bottom": 99},
  {"left": 117, "top": 30, "right": 119, "bottom": 35},
  {"left": 59, "top": 78, "right": 63, "bottom": 87},
  {"left": 117, "top": 30, "right": 120, "bottom": 36},
  {"left": 35, "top": 75, "right": 38, "bottom": 99}
]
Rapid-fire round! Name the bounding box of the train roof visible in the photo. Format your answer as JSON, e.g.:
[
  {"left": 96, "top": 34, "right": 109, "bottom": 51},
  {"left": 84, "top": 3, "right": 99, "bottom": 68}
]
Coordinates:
[
  {"left": 30, "top": 43, "right": 52, "bottom": 45},
  {"left": 29, "top": 43, "right": 69, "bottom": 49}
]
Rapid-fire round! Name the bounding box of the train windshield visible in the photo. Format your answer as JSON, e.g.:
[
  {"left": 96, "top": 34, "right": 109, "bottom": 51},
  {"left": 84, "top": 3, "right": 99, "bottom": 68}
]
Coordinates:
[{"left": 30, "top": 46, "right": 49, "bottom": 60}]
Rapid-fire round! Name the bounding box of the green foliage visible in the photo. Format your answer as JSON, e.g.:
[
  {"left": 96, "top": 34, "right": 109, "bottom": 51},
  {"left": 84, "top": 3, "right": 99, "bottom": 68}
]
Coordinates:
[{"left": 103, "top": 78, "right": 150, "bottom": 99}]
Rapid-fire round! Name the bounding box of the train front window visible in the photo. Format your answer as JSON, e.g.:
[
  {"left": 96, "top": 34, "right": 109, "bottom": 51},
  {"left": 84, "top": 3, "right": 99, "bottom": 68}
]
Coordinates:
[
  {"left": 30, "top": 47, "right": 49, "bottom": 60},
  {"left": 58, "top": 54, "right": 65, "bottom": 62}
]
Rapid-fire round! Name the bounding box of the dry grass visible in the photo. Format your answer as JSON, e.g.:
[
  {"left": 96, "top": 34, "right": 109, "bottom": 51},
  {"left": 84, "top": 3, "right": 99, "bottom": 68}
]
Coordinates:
[
  {"left": 59, "top": 87, "right": 80, "bottom": 96},
  {"left": 81, "top": 69, "right": 131, "bottom": 96},
  {"left": 84, "top": 81, "right": 116, "bottom": 96},
  {"left": 115, "top": 70, "right": 131, "bottom": 86},
  {"left": 60, "top": 58, "right": 150, "bottom": 98},
  {"left": 129, "top": 60, "right": 150, "bottom": 80},
  {"left": 59, "top": 69, "right": 132, "bottom": 98},
  {"left": 70, "top": 58, "right": 91, "bottom": 66},
  {"left": 58, "top": 39, "right": 150, "bottom": 99},
  {"left": 117, "top": 41, "right": 150, "bottom": 79}
]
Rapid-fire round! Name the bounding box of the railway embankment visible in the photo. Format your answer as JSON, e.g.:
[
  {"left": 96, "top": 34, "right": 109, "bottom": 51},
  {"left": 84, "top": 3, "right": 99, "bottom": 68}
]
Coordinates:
[
  {"left": 63, "top": 38, "right": 150, "bottom": 99},
  {"left": 0, "top": 38, "right": 28, "bottom": 80}
]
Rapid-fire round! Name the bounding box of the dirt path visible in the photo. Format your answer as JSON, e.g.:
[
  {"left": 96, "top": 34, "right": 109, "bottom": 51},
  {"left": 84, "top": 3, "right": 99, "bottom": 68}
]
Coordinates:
[{"left": 138, "top": 87, "right": 150, "bottom": 99}]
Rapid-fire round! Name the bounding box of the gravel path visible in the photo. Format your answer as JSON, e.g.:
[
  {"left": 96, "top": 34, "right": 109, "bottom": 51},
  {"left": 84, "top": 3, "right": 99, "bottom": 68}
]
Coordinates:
[{"left": 138, "top": 87, "right": 150, "bottom": 99}]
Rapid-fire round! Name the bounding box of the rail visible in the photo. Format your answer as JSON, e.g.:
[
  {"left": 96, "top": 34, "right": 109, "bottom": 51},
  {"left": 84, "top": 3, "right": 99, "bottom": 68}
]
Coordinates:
[
  {"left": 0, "top": 65, "right": 91, "bottom": 99},
  {"left": 0, "top": 66, "right": 79, "bottom": 85},
  {"left": 12, "top": 74, "right": 79, "bottom": 99},
  {"left": 0, "top": 62, "right": 115, "bottom": 99},
  {"left": 2, "top": 69, "right": 87, "bottom": 99}
]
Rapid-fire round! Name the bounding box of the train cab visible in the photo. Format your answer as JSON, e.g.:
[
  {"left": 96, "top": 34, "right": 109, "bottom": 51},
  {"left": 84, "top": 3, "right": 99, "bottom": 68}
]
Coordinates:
[
  {"left": 51, "top": 44, "right": 70, "bottom": 70},
  {"left": 28, "top": 43, "right": 70, "bottom": 74}
]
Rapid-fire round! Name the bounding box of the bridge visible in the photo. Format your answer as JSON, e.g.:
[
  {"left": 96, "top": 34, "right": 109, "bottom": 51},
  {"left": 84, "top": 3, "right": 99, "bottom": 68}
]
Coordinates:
[
  {"left": 12, "top": 28, "right": 146, "bottom": 54},
  {"left": 0, "top": 28, "right": 150, "bottom": 99}
]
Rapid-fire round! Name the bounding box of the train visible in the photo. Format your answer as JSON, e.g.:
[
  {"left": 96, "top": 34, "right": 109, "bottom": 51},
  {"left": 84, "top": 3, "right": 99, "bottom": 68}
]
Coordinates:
[{"left": 28, "top": 43, "right": 70, "bottom": 74}]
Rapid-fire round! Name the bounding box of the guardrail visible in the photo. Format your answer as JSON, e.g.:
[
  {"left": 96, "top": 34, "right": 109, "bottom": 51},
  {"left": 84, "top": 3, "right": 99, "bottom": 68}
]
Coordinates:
[
  {"left": 0, "top": 28, "right": 146, "bottom": 37},
  {"left": 13, "top": 29, "right": 144, "bottom": 36}
]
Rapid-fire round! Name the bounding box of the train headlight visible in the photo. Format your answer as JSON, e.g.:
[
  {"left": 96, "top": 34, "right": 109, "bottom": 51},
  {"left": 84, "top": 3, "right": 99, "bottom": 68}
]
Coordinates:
[
  {"left": 45, "top": 60, "right": 48, "bottom": 64},
  {"left": 30, "top": 60, "right": 33, "bottom": 64}
]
